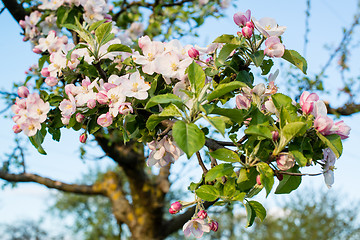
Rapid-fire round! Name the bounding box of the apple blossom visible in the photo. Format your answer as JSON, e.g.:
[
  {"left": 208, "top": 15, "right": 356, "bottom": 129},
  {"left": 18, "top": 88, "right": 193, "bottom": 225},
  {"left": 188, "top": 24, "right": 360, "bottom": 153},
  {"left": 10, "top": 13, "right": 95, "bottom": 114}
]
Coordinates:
[
  {"left": 264, "top": 36, "right": 285, "bottom": 58},
  {"left": 76, "top": 113, "right": 85, "bottom": 123},
  {"left": 254, "top": 17, "right": 287, "bottom": 37},
  {"left": 188, "top": 47, "right": 200, "bottom": 58},
  {"left": 147, "top": 136, "right": 183, "bottom": 168},
  {"left": 300, "top": 91, "right": 319, "bottom": 115},
  {"left": 236, "top": 95, "right": 251, "bottom": 110},
  {"left": 12, "top": 125, "right": 22, "bottom": 134},
  {"left": 169, "top": 201, "right": 182, "bottom": 214},
  {"left": 321, "top": 148, "right": 337, "bottom": 188},
  {"left": 233, "top": 10, "right": 251, "bottom": 27},
  {"left": 272, "top": 131, "right": 279, "bottom": 142},
  {"left": 314, "top": 115, "right": 333, "bottom": 136},
  {"left": 331, "top": 121, "right": 351, "bottom": 139},
  {"left": 242, "top": 26, "right": 253, "bottom": 38},
  {"left": 122, "top": 71, "right": 151, "bottom": 100},
  {"left": 183, "top": 218, "right": 211, "bottom": 238}
]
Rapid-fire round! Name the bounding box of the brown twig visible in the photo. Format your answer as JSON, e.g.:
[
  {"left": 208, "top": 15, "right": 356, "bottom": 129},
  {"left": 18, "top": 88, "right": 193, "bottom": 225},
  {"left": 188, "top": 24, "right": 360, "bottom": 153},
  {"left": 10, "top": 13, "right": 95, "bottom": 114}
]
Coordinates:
[{"left": 196, "top": 151, "right": 208, "bottom": 174}]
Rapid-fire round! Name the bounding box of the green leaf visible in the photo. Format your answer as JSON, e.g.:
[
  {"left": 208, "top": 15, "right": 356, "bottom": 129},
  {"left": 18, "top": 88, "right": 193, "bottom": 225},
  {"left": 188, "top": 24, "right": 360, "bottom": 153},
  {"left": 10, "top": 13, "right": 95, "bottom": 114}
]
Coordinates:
[
  {"left": 248, "top": 200, "right": 267, "bottom": 222},
  {"left": 209, "top": 148, "right": 240, "bottom": 163},
  {"left": 213, "top": 34, "right": 242, "bottom": 45},
  {"left": 245, "top": 201, "right": 256, "bottom": 227},
  {"left": 95, "top": 22, "right": 112, "bottom": 45},
  {"left": 89, "top": 20, "right": 107, "bottom": 31},
  {"left": 289, "top": 149, "right": 308, "bottom": 167},
  {"left": 207, "top": 81, "right": 246, "bottom": 102},
  {"left": 145, "top": 115, "right": 169, "bottom": 131},
  {"left": 316, "top": 133, "right": 343, "bottom": 158},
  {"left": 187, "top": 61, "right": 205, "bottom": 94},
  {"left": 158, "top": 104, "right": 183, "bottom": 117},
  {"left": 145, "top": 94, "right": 183, "bottom": 109},
  {"left": 205, "top": 163, "right": 234, "bottom": 182},
  {"left": 278, "top": 122, "right": 306, "bottom": 152},
  {"left": 271, "top": 93, "right": 296, "bottom": 112},
  {"left": 249, "top": 50, "right": 264, "bottom": 67},
  {"left": 236, "top": 70, "right": 253, "bottom": 87},
  {"left": 107, "top": 44, "right": 132, "bottom": 53},
  {"left": 38, "top": 55, "right": 49, "bottom": 70},
  {"left": 256, "top": 162, "right": 274, "bottom": 197},
  {"left": 232, "top": 191, "right": 246, "bottom": 202},
  {"left": 237, "top": 168, "right": 258, "bottom": 192},
  {"left": 195, "top": 185, "right": 220, "bottom": 201},
  {"left": 282, "top": 49, "right": 307, "bottom": 74},
  {"left": 245, "top": 125, "right": 273, "bottom": 139},
  {"left": 216, "top": 44, "right": 238, "bottom": 66},
  {"left": 275, "top": 165, "right": 302, "bottom": 194},
  {"left": 260, "top": 59, "right": 274, "bottom": 75},
  {"left": 66, "top": 43, "right": 88, "bottom": 60},
  {"left": 210, "top": 107, "right": 245, "bottom": 125},
  {"left": 203, "top": 116, "right": 225, "bottom": 135},
  {"left": 223, "top": 178, "right": 236, "bottom": 198},
  {"left": 172, "top": 121, "right": 205, "bottom": 158},
  {"left": 29, "top": 131, "right": 47, "bottom": 155}
]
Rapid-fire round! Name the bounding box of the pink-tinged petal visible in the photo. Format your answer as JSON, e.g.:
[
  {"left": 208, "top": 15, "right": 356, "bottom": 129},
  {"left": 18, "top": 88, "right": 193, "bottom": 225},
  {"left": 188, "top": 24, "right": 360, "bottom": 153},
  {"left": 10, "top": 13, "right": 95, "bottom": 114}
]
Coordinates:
[
  {"left": 312, "top": 100, "right": 327, "bottom": 117},
  {"left": 265, "top": 36, "right": 281, "bottom": 47},
  {"left": 314, "top": 115, "right": 333, "bottom": 135},
  {"left": 300, "top": 91, "right": 310, "bottom": 106}
]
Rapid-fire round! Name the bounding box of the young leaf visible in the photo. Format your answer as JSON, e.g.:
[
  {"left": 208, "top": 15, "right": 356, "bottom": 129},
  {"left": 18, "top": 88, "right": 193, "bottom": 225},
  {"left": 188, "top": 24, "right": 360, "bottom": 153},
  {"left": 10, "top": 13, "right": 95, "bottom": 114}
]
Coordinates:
[
  {"left": 210, "top": 107, "right": 245, "bottom": 125},
  {"left": 216, "top": 44, "right": 239, "bottom": 66},
  {"left": 282, "top": 49, "right": 308, "bottom": 74},
  {"left": 213, "top": 34, "right": 242, "bottom": 45},
  {"left": 256, "top": 162, "right": 274, "bottom": 197},
  {"left": 245, "top": 201, "right": 256, "bottom": 227},
  {"left": 203, "top": 116, "right": 225, "bottom": 136},
  {"left": 245, "top": 125, "right": 273, "bottom": 139},
  {"left": 145, "top": 94, "right": 183, "bottom": 109},
  {"left": 205, "top": 163, "right": 234, "bottom": 182},
  {"left": 107, "top": 44, "right": 132, "bottom": 53},
  {"left": 278, "top": 122, "right": 306, "bottom": 152},
  {"left": 275, "top": 165, "right": 302, "bottom": 194},
  {"left": 187, "top": 61, "right": 205, "bottom": 94},
  {"left": 209, "top": 148, "right": 240, "bottom": 163},
  {"left": 249, "top": 50, "right": 264, "bottom": 67},
  {"left": 95, "top": 22, "right": 112, "bottom": 45},
  {"left": 207, "top": 81, "right": 246, "bottom": 102},
  {"left": 29, "top": 131, "right": 47, "bottom": 155},
  {"left": 316, "top": 133, "right": 343, "bottom": 158},
  {"left": 145, "top": 115, "right": 169, "bottom": 131},
  {"left": 248, "top": 200, "right": 267, "bottom": 222},
  {"left": 172, "top": 121, "right": 205, "bottom": 158},
  {"left": 195, "top": 185, "right": 220, "bottom": 201}
]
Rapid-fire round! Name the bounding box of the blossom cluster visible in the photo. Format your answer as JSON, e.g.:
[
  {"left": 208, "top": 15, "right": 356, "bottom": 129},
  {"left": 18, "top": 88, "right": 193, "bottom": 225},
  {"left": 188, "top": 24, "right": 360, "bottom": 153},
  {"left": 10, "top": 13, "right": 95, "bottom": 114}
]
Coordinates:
[
  {"left": 234, "top": 10, "right": 286, "bottom": 58},
  {"left": 11, "top": 87, "right": 50, "bottom": 137},
  {"left": 147, "top": 136, "right": 183, "bottom": 167}
]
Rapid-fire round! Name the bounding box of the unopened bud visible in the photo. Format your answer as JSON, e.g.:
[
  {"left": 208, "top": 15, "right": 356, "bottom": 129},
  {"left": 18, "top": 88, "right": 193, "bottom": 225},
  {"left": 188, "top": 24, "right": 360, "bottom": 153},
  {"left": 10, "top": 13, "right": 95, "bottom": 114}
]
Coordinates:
[
  {"left": 169, "top": 201, "right": 182, "bottom": 214},
  {"left": 13, "top": 125, "right": 22, "bottom": 133},
  {"left": 45, "top": 77, "right": 58, "bottom": 87},
  {"left": 209, "top": 221, "right": 219, "bottom": 232},
  {"left": 246, "top": 21, "right": 254, "bottom": 29},
  {"left": 17, "top": 86, "right": 29, "bottom": 98},
  {"left": 79, "top": 133, "right": 87, "bottom": 143},
  {"left": 256, "top": 175, "right": 262, "bottom": 185},
  {"left": 276, "top": 153, "right": 295, "bottom": 171},
  {"left": 32, "top": 47, "right": 42, "bottom": 54},
  {"left": 242, "top": 26, "right": 253, "bottom": 38},
  {"left": 188, "top": 47, "right": 200, "bottom": 59},
  {"left": 272, "top": 131, "right": 279, "bottom": 142},
  {"left": 197, "top": 210, "right": 207, "bottom": 219},
  {"left": 76, "top": 113, "right": 85, "bottom": 123},
  {"left": 41, "top": 67, "right": 50, "bottom": 77},
  {"left": 87, "top": 99, "right": 96, "bottom": 109}
]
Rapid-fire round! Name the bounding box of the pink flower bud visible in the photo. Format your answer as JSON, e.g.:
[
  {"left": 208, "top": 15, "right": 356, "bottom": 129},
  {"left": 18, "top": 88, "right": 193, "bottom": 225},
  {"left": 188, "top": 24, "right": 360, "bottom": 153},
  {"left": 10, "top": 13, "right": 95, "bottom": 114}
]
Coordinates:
[
  {"left": 197, "top": 210, "right": 207, "bottom": 219},
  {"left": 256, "top": 175, "right": 262, "bottom": 185},
  {"left": 17, "top": 86, "right": 29, "bottom": 98},
  {"left": 13, "top": 125, "right": 22, "bottom": 133},
  {"left": 205, "top": 56, "right": 213, "bottom": 63},
  {"left": 41, "top": 67, "right": 50, "bottom": 77},
  {"left": 233, "top": 10, "right": 251, "bottom": 27},
  {"left": 97, "top": 112, "right": 113, "bottom": 127},
  {"left": 300, "top": 91, "right": 319, "bottom": 115},
  {"left": 272, "top": 131, "right": 279, "bottom": 142},
  {"left": 188, "top": 47, "right": 200, "bottom": 58},
  {"left": 87, "top": 99, "right": 96, "bottom": 109},
  {"left": 45, "top": 77, "right": 58, "bottom": 87},
  {"left": 32, "top": 47, "right": 42, "bottom": 54},
  {"left": 96, "top": 92, "right": 108, "bottom": 104},
  {"left": 76, "top": 113, "right": 85, "bottom": 123},
  {"left": 19, "top": 20, "right": 26, "bottom": 29},
  {"left": 169, "top": 202, "right": 182, "bottom": 214},
  {"left": 246, "top": 21, "right": 254, "bottom": 29},
  {"left": 104, "top": 14, "right": 112, "bottom": 22},
  {"left": 242, "top": 26, "right": 253, "bottom": 38},
  {"left": 209, "top": 220, "right": 219, "bottom": 232},
  {"left": 276, "top": 153, "right": 295, "bottom": 171},
  {"left": 79, "top": 133, "right": 87, "bottom": 143}
]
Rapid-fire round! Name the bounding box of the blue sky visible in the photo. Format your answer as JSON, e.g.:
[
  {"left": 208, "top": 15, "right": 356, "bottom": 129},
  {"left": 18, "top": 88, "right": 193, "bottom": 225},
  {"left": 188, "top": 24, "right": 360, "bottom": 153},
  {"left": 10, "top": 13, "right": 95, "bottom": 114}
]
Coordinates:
[{"left": 0, "top": 0, "right": 360, "bottom": 234}]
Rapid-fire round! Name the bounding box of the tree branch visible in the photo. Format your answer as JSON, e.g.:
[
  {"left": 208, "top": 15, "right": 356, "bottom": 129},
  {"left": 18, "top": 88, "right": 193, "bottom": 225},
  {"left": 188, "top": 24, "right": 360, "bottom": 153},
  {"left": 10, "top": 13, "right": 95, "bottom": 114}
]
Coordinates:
[
  {"left": 1, "top": 0, "right": 27, "bottom": 23},
  {"left": 0, "top": 171, "right": 105, "bottom": 195},
  {"left": 326, "top": 101, "right": 360, "bottom": 116}
]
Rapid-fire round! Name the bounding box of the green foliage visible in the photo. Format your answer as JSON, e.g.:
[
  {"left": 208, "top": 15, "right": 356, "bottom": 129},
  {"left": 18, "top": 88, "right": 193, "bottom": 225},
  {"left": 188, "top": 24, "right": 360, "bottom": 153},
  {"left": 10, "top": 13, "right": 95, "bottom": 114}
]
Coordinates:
[{"left": 282, "top": 49, "right": 308, "bottom": 74}]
